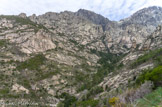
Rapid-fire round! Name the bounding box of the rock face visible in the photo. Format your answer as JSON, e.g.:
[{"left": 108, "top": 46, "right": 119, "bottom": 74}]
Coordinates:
[
  {"left": 76, "top": 9, "right": 111, "bottom": 31},
  {"left": 142, "top": 25, "right": 162, "bottom": 50},
  {"left": 103, "top": 6, "right": 162, "bottom": 53},
  {"left": 12, "top": 83, "right": 29, "bottom": 94},
  {"left": 0, "top": 18, "right": 13, "bottom": 28},
  {"left": 20, "top": 30, "right": 56, "bottom": 53},
  {"left": 28, "top": 6, "right": 162, "bottom": 54},
  {"left": 0, "top": 6, "right": 162, "bottom": 106},
  {"left": 0, "top": 7, "right": 162, "bottom": 54},
  {"left": 100, "top": 62, "right": 154, "bottom": 91},
  {"left": 5, "top": 29, "right": 56, "bottom": 54},
  {"left": 18, "top": 13, "right": 27, "bottom": 18},
  {"left": 122, "top": 6, "right": 162, "bottom": 26}
]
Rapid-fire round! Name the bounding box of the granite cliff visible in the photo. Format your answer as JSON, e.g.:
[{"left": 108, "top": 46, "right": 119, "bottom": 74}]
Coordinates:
[{"left": 0, "top": 6, "right": 162, "bottom": 107}]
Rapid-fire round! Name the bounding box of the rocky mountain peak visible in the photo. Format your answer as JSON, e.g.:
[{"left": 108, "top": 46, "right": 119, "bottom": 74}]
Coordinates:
[
  {"left": 76, "top": 9, "right": 111, "bottom": 30},
  {"left": 122, "top": 6, "right": 162, "bottom": 26},
  {"left": 18, "top": 13, "right": 27, "bottom": 18},
  {"left": 26, "top": 6, "right": 162, "bottom": 54}
]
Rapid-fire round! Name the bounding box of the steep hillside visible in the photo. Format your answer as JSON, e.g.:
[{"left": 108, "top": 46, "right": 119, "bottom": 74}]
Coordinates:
[
  {"left": 97, "top": 24, "right": 162, "bottom": 107},
  {"left": 104, "top": 6, "right": 162, "bottom": 54},
  {"left": 0, "top": 6, "right": 162, "bottom": 107},
  {"left": 0, "top": 14, "right": 120, "bottom": 106}
]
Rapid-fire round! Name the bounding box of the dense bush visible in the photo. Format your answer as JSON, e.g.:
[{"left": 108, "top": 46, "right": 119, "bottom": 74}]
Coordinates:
[
  {"left": 109, "top": 97, "right": 119, "bottom": 106},
  {"left": 77, "top": 50, "right": 124, "bottom": 92},
  {"left": 155, "top": 55, "right": 162, "bottom": 66},
  {"left": 0, "top": 88, "right": 9, "bottom": 95},
  {"left": 86, "top": 86, "right": 103, "bottom": 99},
  {"left": 131, "top": 48, "right": 162, "bottom": 68},
  {"left": 58, "top": 89, "right": 100, "bottom": 107},
  {"left": 59, "top": 92, "right": 77, "bottom": 107},
  {"left": 17, "top": 54, "right": 46, "bottom": 71},
  {"left": 0, "top": 40, "right": 7, "bottom": 47},
  {"left": 136, "top": 66, "right": 162, "bottom": 87},
  {"left": 76, "top": 99, "right": 99, "bottom": 107}
]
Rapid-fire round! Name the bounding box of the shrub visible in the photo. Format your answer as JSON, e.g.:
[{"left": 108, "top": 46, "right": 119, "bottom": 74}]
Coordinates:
[
  {"left": 136, "top": 69, "right": 152, "bottom": 84},
  {"left": 69, "top": 39, "right": 79, "bottom": 45},
  {"left": 0, "top": 88, "right": 9, "bottom": 95},
  {"left": 57, "top": 102, "right": 64, "bottom": 107},
  {"left": 35, "top": 71, "right": 57, "bottom": 81},
  {"left": 155, "top": 55, "right": 162, "bottom": 66},
  {"left": 109, "top": 97, "right": 119, "bottom": 105},
  {"left": 78, "top": 50, "right": 124, "bottom": 92},
  {"left": 87, "top": 86, "right": 103, "bottom": 98},
  {"left": 136, "top": 66, "right": 162, "bottom": 87},
  {"left": 76, "top": 99, "right": 99, "bottom": 107},
  {"left": 131, "top": 48, "right": 162, "bottom": 68},
  {"left": 17, "top": 54, "right": 46, "bottom": 71},
  {"left": 59, "top": 93, "right": 77, "bottom": 107},
  {"left": 57, "top": 32, "right": 65, "bottom": 36},
  {"left": 0, "top": 40, "right": 7, "bottom": 47}
]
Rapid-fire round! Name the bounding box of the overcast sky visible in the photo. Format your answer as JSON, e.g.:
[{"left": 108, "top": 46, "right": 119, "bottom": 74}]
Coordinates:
[{"left": 0, "top": 0, "right": 162, "bottom": 21}]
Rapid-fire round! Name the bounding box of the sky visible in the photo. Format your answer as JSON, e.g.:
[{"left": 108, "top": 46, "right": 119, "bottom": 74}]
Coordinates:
[{"left": 0, "top": 0, "right": 162, "bottom": 21}]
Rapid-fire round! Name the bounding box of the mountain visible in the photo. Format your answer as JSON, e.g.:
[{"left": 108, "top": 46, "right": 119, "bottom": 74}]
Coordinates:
[
  {"left": 122, "top": 6, "right": 162, "bottom": 26},
  {"left": 0, "top": 6, "right": 162, "bottom": 106},
  {"left": 76, "top": 9, "right": 112, "bottom": 31}
]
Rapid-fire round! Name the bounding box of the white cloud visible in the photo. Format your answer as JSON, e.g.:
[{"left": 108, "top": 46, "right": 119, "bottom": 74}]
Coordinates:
[{"left": 0, "top": 0, "right": 162, "bottom": 21}]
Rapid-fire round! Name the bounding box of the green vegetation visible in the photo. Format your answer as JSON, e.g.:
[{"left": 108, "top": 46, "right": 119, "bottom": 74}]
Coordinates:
[
  {"left": 0, "top": 88, "right": 21, "bottom": 99},
  {"left": 155, "top": 55, "right": 162, "bottom": 66},
  {"left": 108, "top": 97, "right": 119, "bottom": 106},
  {"left": 0, "top": 88, "right": 9, "bottom": 95},
  {"left": 74, "top": 50, "right": 125, "bottom": 106},
  {"left": 69, "top": 39, "right": 79, "bottom": 45},
  {"left": 17, "top": 54, "right": 46, "bottom": 71},
  {"left": 69, "top": 39, "right": 85, "bottom": 50},
  {"left": 0, "top": 15, "right": 34, "bottom": 25},
  {"left": 78, "top": 49, "right": 124, "bottom": 91},
  {"left": 90, "top": 49, "right": 123, "bottom": 68},
  {"left": 131, "top": 48, "right": 162, "bottom": 68},
  {"left": 136, "top": 87, "right": 162, "bottom": 107},
  {"left": 35, "top": 71, "right": 58, "bottom": 81},
  {"left": 136, "top": 66, "right": 162, "bottom": 87},
  {"left": 0, "top": 15, "right": 48, "bottom": 33},
  {"left": 76, "top": 99, "right": 99, "bottom": 107},
  {"left": 57, "top": 90, "right": 100, "bottom": 107},
  {"left": 57, "top": 32, "right": 65, "bottom": 36},
  {"left": 0, "top": 40, "right": 7, "bottom": 47},
  {"left": 130, "top": 48, "right": 162, "bottom": 106},
  {"left": 85, "top": 86, "right": 103, "bottom": 99},
  {"left": 18, "top": 78, "right": 31, "bottom": 89},
  {"left": 58, "top": 93, "right": 77, "bottom": 107},
  {"left": 130, "top": 47, "right": 162, "bottom": 94}
]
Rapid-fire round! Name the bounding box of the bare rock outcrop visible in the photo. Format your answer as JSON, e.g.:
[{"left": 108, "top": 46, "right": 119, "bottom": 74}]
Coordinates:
[{"left": 20, "top": 30, "right": 56, "bottom": 53}]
